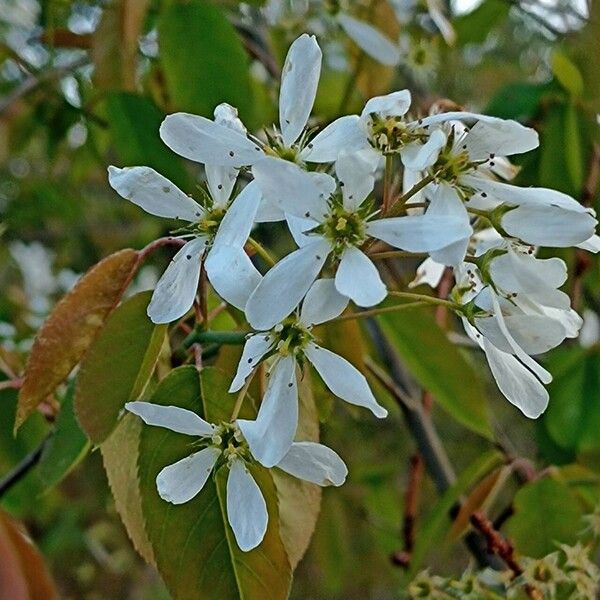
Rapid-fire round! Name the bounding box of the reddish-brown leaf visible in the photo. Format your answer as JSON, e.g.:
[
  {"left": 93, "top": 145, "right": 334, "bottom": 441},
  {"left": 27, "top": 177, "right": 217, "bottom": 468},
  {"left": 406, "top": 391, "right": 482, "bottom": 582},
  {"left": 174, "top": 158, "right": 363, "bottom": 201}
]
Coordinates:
[{"left": 16, "top": 249, "right": 139, "bottom": 429}]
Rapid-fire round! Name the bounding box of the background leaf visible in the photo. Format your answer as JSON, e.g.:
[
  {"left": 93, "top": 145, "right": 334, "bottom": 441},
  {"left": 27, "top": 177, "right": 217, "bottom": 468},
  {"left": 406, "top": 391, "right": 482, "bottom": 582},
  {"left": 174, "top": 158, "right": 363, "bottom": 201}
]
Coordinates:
[
  {"left": 379, "top": 309, "right": 493, "bottom": 439},
  {"left": 158, "top": 1, "right": 254, "bottom": 122},
  {"left": 551, "top": 51, "right": 584, "bottom": 97},
  {"left": 75, "top": 291, "right": 166, "bottom": 444},
  {"left": 16, "top": 249, "right": 139, "bottom": 430}
]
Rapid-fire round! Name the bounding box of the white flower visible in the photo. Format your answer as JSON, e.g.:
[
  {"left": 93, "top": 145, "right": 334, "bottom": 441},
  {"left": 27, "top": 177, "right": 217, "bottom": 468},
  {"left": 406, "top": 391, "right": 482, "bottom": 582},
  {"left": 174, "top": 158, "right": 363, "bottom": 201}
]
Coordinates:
[
  {"left": 126, "top": 400, "right": 347, "bottom": 552},
  {"left": 108, "top": 145, "right": 262, "bottom": 323},
  {"left": 245, "top": 153, "right": 472, "bottom": 329},
  {"left": 231, "top": 278, "right": 388, "bottom": 467},
  {"left": 455, "top": 241, "right": 582, "bottom": 418},
  {"left": 391, "top": 0, "right": 455, "bottom": 45},
  {"left": 159, "top": 34, "right": 322, "bottom": 168}
]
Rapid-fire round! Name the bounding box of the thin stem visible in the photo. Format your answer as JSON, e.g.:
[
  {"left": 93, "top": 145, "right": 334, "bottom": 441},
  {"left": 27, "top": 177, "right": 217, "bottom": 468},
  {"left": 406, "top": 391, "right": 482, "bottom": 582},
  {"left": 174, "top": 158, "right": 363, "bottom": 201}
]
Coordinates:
[
  {"left": 0, "top": 435, "right": 51, "bottom": 497},
  {"left": 230, "top": 369, "right": 256, "bottom": 421},
  {"left": 183, "top": 330, "right": 247, "bottom": 349},
  {"left": 247, "top": 237, "right": 276, "bottom": 267},
  {"left": 369, "top": 250, "right": 428, "bottom": 261},
  {"left": 388, "top": 290, "right": 457, "bottom": 310},
  {"left": 138, "top": 236, "right": 186, "bottom": 260},
  {"left": 331, "top": 302, "right": 429, "bottom": 323},
  {"left": 338, "top": 51, "right": 365, "bottom": 114},
  {"left": 386, "top": 174, "right": 435, "bottom": 218},
  {"left": 382, "top": 154, "right": 394, "bottom": 215},
  {"left": 0, "top": 378, "right": 23, "bottom": 391}
]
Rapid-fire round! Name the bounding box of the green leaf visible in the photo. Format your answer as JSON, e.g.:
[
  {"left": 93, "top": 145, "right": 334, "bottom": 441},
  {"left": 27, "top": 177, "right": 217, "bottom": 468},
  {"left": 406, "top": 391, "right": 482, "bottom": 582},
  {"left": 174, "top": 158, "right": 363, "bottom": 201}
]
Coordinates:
[
  {"left": 454, "top": 0, "right": 509, "bottom": 46},
  {"left": 485, "top": 81, "right": 550, "bottom": 121},
  {"left": 551, "top": 51, "right": 584, "bottom": 97},
  {"left": 407, "top": 450, "right": 504, "bottom": 578},
  {"left": 38, "top": 387, "right": 90, "bottom": 488},
  {"left": 506, "top": 477, "right": 583, "bottom": 558},
  {"left": 379, "top": 309, "right": 493, "bottom": 439},
  {"left": 543, "top": 346, "right": 600, "bottom": 454},
  {"left": 105, "top": 92, "right": 189, "bottom": 189},
  {"left": 75, "top": 291, "right": 167, "bottom": 444},
  {"left": 17, "top": 249, "right": 139, "bottom": 430},
  {"left": 564, "top": 102, "right": 584, "bottom": 191},
  {"left": 158, "top": 2, "right": 253, "bottom": 122},
  {"left": 137, "top": 366, "right": 292, "bottom": 600}
]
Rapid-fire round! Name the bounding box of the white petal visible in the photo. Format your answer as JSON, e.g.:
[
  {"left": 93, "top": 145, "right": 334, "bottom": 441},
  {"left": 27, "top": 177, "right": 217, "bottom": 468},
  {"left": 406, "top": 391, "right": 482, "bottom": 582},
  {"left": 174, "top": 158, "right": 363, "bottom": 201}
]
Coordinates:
[
  {"left": 419, "top": 114, "right": 539, "bottom": 155},
  {"left": 147, "top": 237, "right": 207, "bottom": 323},
  {"left": 237, "top": 356, "right": 298, "bottom": 467},
  {"left": 279, "top": 34, "right": 322, "bottom": 146},
  {"left": 338, "top": 14, "right": 400, "bottom": 66},
  {"left": 206, "top": 164, "right": 238, "bottom": 208},
  {"left": 212, "top": 181, "right": 262, "bottom": 248},
  {"left": 245, "top": 239, "right": 331, "bottom": 330},
  {"left": 335, "top": 247, "right": 387, "bottom": 307},
  {"left": 576, "top": 234, "right": 600, "bottom": 253},
  {"left": 366, "top": 214, "right": 472, "bottom": 253},
  {"left": 335, "top": 151, "right": 375, "bottom": 211},
  {"left": 489, "top": 252, "right": 567, "bottom": 294},
  {"left": 205, "top": 245, "right": 261, "bottom": 310},
  {"left": 276, "top": 442, "right": 347, "bottom": 486},
  {"left": 305, "top": 343, "right": 387, "bottom": 417},
  {"left": 299, "top": 278, "right": 349, "bottom": 326},
  {"left": 255, "top": 193, "right": 286, "bottom": 223},
  {"left": 156, "top": 447, "right": 221, "bottom": 504},
  {"left": 400, "top": 129, "right": 446, "bottom": 171},
  {"left": 213, "top": 102, "right": 247, "bottom": 135},
  {"left": 229, "top": 334, "right": 274, "bottom": 393},
  {"left": 126, "top": 401, "right": 215, "bottom": 436},
  {"left": 299, "top": 115, "right": 369, "bottom": 163},
  {"left": 482, "top": 338, "right": 549, "bottom": 419},
  {"left": 108, "top": 166, "right": 203, "bottom": 222},
  {"left": 160, "top": 113, "right": 262, "bottom": 167},
  {"left": 490, "top": 292, "right": 552, "bottom": 384},
  {"left": 501, "top": 204, "right": 597, "bottom": 247},
  {"left": 361, "top": 90, "right": 411, "bottom": 119},
  {"left": 227, "top": 459, "right": 268, "bottom": 552},
  {"left": 252, "top": 157, "right": 330, "bottom": 220},
  {"left": 286, "top": 213, "right": 320, "bottom": 247},
  {"left": 409, "top": 257, "right": 446, "bottom": 288},
  {"left": 427, "top": 0, "right": 456, "bottom": 45},
  {"left": 463, "top": 119, "right": 539, "bottom": 160}
]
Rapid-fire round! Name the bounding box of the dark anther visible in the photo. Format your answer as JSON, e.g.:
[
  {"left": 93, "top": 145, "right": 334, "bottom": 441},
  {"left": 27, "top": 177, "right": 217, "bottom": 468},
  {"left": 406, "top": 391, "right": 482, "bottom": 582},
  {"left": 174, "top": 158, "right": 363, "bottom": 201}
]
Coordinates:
[
  {"left": 287, "top": 382, "right": 293, "bottom": 388},
  {"left": 186, "top": 255, "right": 191, "bottom": 260},
  {"left": 229, "top": 151, "right": 235, "bottom": 157},
  {"left": 247, "top": 358, "right": 253, "bottom": 363},
  {"left": 218, "top": 184, "right": 223, "bottom": 190},
  {"left": 305, "top": 211, "right": 311, "bottom": 217},
  {"left": 481, "top": 192, "right": 487, "bottom": 197}
]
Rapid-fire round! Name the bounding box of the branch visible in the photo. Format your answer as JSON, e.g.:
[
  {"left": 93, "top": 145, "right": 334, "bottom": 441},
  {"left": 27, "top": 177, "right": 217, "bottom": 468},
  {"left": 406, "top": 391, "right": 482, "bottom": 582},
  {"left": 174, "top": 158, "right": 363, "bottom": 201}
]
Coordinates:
[{"left": 0, "top": 435, "right": 51, "bottom": 498}]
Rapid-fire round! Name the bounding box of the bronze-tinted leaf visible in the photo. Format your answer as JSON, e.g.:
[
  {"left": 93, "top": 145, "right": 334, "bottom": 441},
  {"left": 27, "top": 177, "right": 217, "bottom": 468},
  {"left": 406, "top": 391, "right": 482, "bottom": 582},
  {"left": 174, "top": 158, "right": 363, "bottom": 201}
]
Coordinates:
[{"left": 16, "top": 249, "right": 139, "bottom": 430}]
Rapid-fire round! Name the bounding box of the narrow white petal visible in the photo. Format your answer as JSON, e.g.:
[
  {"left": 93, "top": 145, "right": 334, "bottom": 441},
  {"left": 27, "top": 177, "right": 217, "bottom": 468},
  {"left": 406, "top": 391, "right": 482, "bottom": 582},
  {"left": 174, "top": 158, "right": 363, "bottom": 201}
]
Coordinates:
[
  {"left": 276, "top": 442, "right": 348, "bottom": 486},
  {"left": 213, "top": 102, "right": 247, "bottom": 135},
  {"left": 490, "top": 252, "right": 567, "bottom": 294},
  {"left": 490, "top": 292, "right": 552, "bottom": 384},
  {"left": 237, "top": 356, "right": 298, "bottom": 467},
  {"left": 108, "top": 166, "right": 203, "bottom": 222},
  {"left": 279, "top": 34, "right": 322, "bottom": 146},
  {"left": 482, "top": 338, "right": 549, "bottom": 419},
  {"left": 125, "top": 401, "right": 215, "bottom": 436},
  {"left": 206, "top": 164, "right": 238, "bottom": 208},
  {"left": 502, "top": 204, "right": 597, "bottom": 247},
  {"left": 252, "top": 157, "right": 330, "bottom": 220},
  {"left": 286, "top": 214, "right": 320, "bottom": 247},
  {"left": 205, "top": 245, "right": 261, "bottom": 310},
  {"left": 361, "top": 90, "right": 411, "bottom": 119},
  {"left": 212, "top": 181, "right": 262, "bottom": 248},
  {"left": 427, "top": 0, "right": 456, "bottom": 45},
  {"left": 463, "top": 119, "right": 539, "bottom": 160},
  {"left": 299, "top": 115, "right": 369, "bottom": 163},
  {"left": 160, "top": 113, "right": 262, "bottom": 167},
  {"left": 409, "top": 257, "right": 446, "bottom": 288},
  {"left": 300, "top": 278, "right": 349, "bottom": 326},
  {"left": 400, "top": 129, "right": 446, "bottom": 171},
  {"left": 338, "top": 14, "right": 400, "bottom": 66},
  {"left": 305, "top": 343, "right": 387, "bottom": 417},
  {"left": 366, "top": 214, "right": 471, "bottom": 253},
  {"left": 576, "top": 234, "right": 600, "bottom": 253},
  {"left": 229, "top": 334, "right": 273, "bottom": 393},
  {"left": 335, "top": 151, "right": 376, "bottom": 211},
  {"left": 245, "top": 239, "right": 331, "bottom": 330},
  {"left": 335, "top": 247, "right": 387, "bottom": 307},
  {"left": 227, "top": 459, "right": 268, "bottom": 552},
  {"left": 156, "top": 447, "right": 221, "bottom": 504},
  {"left": 147, "top": 237, "right": 207, "bottom": 324}
]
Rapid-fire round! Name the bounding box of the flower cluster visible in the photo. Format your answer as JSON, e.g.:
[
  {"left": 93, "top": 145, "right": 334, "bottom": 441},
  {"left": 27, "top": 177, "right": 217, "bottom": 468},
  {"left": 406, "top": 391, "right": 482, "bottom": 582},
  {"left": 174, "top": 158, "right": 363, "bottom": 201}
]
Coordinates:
[{"left": 109, "top": 34, "right": 598, "bottom": 551}]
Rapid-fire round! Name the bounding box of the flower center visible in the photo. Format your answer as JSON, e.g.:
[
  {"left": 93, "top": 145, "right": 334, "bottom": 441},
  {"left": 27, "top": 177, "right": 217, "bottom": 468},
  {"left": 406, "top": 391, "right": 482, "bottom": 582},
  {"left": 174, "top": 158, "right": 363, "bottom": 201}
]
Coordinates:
[
  {"left": 367, "top": 115, "right": 427, "bottom": 155},
  {"left": 195, "top": 207, "right": 226, "bottom": 237},
  {"left": 274, "top": 319, "right": 314, "bottom": 357},
  {"left": 212, "top": 422, "right": 250, "bottom": 465},
  {"left": 431, "top": 147, "right": 472, "bottom": 182},
  {"left": 320, "top": 205, "right": 367, "bottom": 255}
]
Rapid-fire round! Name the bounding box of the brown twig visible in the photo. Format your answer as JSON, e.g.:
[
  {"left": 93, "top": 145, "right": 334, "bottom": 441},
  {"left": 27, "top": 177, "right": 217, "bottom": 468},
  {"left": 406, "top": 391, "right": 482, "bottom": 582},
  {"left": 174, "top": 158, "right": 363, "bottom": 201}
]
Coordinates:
[
  {"left": 0, "top": 378, "right": 24, "bottom": 392},
  {"left": 470, "top": 511, "right": 542, "bottom": 600}
]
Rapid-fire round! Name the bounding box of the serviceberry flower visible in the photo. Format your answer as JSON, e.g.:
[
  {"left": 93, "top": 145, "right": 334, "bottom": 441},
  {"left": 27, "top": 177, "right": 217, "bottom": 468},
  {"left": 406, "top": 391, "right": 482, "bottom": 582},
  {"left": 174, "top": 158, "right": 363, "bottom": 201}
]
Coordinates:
[
  {"left": 126, "top": 400, "right": 347, "bottom": 552},
  {"left": 231, "top": 278, "right": 387, "bottom": 467},
  {"left": 245, "top": 152, "right": 471, "bottom": 329},
  {"left": 159, "top": 34, "right": 322, "bottom": 168}
]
